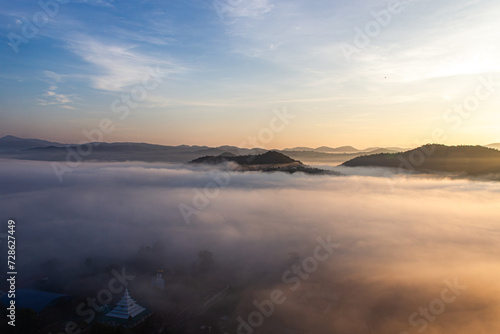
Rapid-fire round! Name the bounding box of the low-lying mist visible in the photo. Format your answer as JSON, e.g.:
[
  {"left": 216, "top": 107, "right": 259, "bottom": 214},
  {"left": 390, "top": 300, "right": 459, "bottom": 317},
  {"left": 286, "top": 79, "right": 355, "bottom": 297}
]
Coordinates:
[{"left": 1, "top": 159, "right": 500, "bottom": 333}]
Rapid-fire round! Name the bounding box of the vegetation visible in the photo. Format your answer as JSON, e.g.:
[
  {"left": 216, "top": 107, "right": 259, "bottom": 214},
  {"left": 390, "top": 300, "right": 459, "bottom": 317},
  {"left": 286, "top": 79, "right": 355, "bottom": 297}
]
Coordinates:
[
  {"left": 342, "top": 144, "right": 500, "bottom": 175},
  {"left": 190, "top": 151, "right": 341, "bottom": 175}
]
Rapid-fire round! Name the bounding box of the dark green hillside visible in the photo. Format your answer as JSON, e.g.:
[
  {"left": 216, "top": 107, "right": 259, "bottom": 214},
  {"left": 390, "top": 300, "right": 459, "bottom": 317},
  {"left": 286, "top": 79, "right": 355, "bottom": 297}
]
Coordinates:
[{"left": 342, "top": 144, "right": 500, "bottom": 175}]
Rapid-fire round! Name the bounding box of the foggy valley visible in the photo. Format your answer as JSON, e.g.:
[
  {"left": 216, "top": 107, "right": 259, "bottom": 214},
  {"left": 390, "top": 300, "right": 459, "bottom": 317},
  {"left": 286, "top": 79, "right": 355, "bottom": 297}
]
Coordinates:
[
  {"left": 1, "top": 159, "right": 500, "bottom": 333},
  {"left": 2, "top": 0, "right": 500, "bottom": 332}
]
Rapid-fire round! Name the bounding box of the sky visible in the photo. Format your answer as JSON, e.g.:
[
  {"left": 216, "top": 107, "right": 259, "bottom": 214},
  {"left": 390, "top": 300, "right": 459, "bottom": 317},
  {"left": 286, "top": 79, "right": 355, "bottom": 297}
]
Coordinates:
[{"left": 1, "top": 0, "right": 500, "bottom": 149}]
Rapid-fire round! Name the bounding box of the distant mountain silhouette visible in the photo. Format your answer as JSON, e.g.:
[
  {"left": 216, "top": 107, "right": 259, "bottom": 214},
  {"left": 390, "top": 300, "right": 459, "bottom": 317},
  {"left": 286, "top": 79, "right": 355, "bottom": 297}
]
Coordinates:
[
  {"left": 0, "top": 138, "right": 267, "bottom": 163},
  {"left": 218, "top": 152, "right": 237, "bottom": 157},
  {"left": 283, "top": 145, "right": 405, "bottom": 154},
  {"left": 343, "top": 144, "right": 500, "bottom": 175},
  {"left": 315, "top": 146, "right": 359, "bottom": 153},
  {"left": 284, "top": 146, "right": 359, "bottom": 153},
  {"left": 6, "top": 136, "right": 493, "bottom": 173},
  {"left": 283, "top": 146, "right": 315, "bottom": 152},
  {"left": 0, "top": 135, "right": 66, "bottom": 153},
  {"left": 486, "top": 143, "right": 500, "bottom": 150},
  {"left": 364, "top": 148, "right": 400, "bottom": 154}
]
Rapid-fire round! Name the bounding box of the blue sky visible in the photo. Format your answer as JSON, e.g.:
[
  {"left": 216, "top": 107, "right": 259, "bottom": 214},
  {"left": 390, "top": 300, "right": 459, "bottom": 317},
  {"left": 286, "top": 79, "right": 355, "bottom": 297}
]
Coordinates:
[{"left": 1, "top": 0, "right": 500, "bottom": 148}]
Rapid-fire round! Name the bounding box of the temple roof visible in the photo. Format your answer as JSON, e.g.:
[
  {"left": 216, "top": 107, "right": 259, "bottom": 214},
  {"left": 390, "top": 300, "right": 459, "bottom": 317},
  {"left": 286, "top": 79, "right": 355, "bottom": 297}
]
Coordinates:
[
  {"left": 105, "top": 289, "right": 146, "bottom": 320},
  {"left": 0, "top": 289, "right": 70, "bottom": 313}
]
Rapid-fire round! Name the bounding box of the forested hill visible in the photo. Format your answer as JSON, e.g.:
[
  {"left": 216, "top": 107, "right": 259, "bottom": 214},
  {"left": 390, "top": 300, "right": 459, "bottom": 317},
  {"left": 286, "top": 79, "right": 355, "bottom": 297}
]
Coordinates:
[{"left": 342, "top": 144, "right": 500, "bottom": 175}]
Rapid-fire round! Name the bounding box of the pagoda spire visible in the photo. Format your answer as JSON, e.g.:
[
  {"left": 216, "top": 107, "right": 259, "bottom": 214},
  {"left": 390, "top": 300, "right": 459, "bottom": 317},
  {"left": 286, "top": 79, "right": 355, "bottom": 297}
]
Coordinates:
[{"left": 105, "top": 288, "right": 146, "bottom": 320}]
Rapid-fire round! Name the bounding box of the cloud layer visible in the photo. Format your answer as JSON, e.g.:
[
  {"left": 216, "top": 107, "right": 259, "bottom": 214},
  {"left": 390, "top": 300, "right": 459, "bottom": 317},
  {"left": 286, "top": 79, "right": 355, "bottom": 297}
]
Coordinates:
[{"left": 1, "top": 159, "right": 500, "bottom": 332}]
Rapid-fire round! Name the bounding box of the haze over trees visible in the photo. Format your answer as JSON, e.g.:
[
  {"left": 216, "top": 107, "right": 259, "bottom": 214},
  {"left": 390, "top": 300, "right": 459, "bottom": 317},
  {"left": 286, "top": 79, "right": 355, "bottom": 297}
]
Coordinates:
[{"left": 342, "top": 144, "right": 500, "bottom": 175}]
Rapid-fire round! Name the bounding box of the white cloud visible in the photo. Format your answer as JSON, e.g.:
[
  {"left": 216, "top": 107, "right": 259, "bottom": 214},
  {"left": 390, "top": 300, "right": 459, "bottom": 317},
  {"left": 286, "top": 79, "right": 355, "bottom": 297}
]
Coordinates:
[
  {"left": 220, "top": 0, "right": 500, "bottom": 90},
  {"left": 37, "top": 85, "right": 75, "bottom": 107},
  {"left": 36, "top": 71, "right": 76, "bottom": 108},
  {"left": 64, "top": 35, "right": 186, "bottom": 92}
]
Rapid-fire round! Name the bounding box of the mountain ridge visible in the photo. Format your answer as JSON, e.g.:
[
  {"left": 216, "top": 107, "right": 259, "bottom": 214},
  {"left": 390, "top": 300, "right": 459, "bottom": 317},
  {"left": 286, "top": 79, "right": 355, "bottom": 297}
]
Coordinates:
[
  {"left": 0, "top": 135, "right": 67, "bottom": 153},
  {"left": 342, "top": 144, "right": 500, "bottom": 175},
  {"left": 2, "top": 136, "right": 498, "bottom": 170}
]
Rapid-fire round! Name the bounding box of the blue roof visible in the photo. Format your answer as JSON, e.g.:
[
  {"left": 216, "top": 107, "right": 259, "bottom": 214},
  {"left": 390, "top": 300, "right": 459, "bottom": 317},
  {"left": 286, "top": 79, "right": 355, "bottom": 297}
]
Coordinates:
[{"left": 1, "top": 289, "right": 70, "bottom": 313}]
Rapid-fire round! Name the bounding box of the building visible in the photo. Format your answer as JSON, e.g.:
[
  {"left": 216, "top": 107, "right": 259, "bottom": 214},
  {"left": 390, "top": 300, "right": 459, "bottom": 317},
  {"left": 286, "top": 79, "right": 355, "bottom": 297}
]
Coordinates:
[
  {"left": 151, "top": 270, "right": 165, "bottom": 290},
  {"left": 99, "top": 288, "right": 150, "bottom": 328},
  {"left": 0, "top": 288, "right": 70, "bottom": 314}
]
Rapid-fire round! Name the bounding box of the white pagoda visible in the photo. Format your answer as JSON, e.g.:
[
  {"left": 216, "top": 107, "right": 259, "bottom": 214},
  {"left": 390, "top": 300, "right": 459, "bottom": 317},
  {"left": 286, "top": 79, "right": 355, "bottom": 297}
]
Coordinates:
[{"left": 101, "top": 288, "right": 150, "bottom": 327}]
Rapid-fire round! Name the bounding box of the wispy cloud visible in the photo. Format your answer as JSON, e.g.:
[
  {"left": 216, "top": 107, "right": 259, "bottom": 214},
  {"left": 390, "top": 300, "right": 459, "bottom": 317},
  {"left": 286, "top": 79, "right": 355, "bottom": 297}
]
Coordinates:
[
  {"left": 43, "top": 71, "right": 63, "bottom": 83},
  {"left": 63, "top": 35, "right": 186, "bottom": 92},
  {"left": 37, "top": 71, "right": 76, "bottom": 108},
  {"left": 222, "top": 0, "right": 500, "bottom": 86},
  {"left": 37, "top": 86, "right": 75, "bottom": 108}
]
